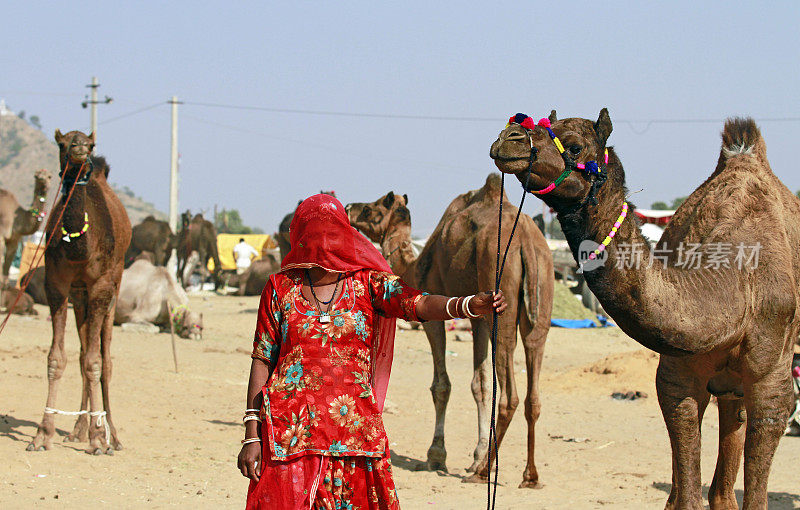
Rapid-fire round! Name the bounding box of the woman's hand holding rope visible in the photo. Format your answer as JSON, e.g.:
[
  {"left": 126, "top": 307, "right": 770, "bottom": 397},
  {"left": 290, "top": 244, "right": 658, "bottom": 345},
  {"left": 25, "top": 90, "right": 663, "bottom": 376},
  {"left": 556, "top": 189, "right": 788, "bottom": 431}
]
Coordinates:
[{"left": 416, "top": 291, "right": 507, "bottom": 322}]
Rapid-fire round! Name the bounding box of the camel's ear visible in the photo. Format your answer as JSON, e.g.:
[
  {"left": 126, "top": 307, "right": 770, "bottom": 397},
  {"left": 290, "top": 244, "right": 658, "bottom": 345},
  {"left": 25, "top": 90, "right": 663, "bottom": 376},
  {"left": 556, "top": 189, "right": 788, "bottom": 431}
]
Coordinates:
[
  {"left": 382, "top": 192, "right": 395, "bottom": 208},
  {"left": 548, "top": 110, "right": 558, "bottom": 123},
  {"left": 54, "top": 129, "right": 64, "bottom": 144},
  {"left": 402, "top": 194, "right": 408, "bottom": 206},
  {"left": 594, "top": 108, "right": 613, "bottom": 145},
  {"left": 88, "top": 131, "right": 96, "bottom": 144}
]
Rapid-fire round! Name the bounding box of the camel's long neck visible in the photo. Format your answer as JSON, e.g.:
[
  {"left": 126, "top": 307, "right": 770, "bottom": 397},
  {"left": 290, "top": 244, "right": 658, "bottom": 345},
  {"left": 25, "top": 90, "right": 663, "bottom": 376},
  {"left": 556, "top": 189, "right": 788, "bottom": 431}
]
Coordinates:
[
  {"left": 549, "top": 157, "right": 743, "bottom": 356},
  {"left": 382, "top": 223, "right": 416, "bottom": 279},
  {"left": 13, "top": 178, "right": 50, "bottom": 236}
]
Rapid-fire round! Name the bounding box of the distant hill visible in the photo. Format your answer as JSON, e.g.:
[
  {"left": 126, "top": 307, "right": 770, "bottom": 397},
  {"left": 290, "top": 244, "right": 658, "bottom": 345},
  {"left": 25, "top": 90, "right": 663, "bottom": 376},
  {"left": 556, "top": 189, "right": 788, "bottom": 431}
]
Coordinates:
[{"left": 0, "top": 111, "right": 165, "bottom": 226}]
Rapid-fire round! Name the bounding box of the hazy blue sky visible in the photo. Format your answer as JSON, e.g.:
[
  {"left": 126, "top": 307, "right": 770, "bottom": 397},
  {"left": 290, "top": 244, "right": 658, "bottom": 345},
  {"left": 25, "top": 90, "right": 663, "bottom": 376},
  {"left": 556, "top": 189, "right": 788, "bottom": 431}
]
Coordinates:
[{"left": 2, "top": 1, "right": 798, "bottom": 235}]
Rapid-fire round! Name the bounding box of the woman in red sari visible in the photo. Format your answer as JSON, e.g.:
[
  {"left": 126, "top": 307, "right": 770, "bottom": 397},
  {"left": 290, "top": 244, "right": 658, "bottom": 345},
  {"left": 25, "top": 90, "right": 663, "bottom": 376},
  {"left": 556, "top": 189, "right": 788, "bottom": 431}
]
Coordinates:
[{"left": 238, "top": 194, "right": 506, "bottom": 510}]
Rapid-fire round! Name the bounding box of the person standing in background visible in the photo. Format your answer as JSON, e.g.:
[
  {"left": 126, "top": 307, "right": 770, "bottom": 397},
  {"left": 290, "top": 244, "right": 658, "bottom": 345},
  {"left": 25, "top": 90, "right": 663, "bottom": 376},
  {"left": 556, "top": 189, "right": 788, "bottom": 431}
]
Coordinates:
[{"left": 234, "top": 238, "right": 260, "bottom": 275}]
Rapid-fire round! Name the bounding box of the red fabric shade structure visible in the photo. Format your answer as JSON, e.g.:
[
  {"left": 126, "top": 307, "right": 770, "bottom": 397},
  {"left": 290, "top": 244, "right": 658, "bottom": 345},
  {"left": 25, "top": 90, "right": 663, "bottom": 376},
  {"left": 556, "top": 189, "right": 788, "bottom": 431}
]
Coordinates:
[{"left": 634, "top": 209, "right": 675, "bottom": 226}]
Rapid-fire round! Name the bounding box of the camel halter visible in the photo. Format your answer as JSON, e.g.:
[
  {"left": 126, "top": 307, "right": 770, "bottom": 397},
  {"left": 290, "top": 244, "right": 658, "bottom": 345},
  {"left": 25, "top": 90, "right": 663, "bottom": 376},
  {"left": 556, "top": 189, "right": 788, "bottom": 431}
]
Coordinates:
[
  {"left": 59, "top": 158, "right": 94, "bottom": 195},
  {"left": 506, "top": 113, "right": 609, "bottom": 204}
]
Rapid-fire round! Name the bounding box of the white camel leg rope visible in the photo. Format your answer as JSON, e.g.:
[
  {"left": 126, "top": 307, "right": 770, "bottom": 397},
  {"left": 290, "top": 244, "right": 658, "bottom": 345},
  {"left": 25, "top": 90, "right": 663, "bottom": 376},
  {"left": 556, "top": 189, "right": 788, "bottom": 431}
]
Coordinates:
[{"left": 43, "top": 407, "right": 111, "bottom": 446}]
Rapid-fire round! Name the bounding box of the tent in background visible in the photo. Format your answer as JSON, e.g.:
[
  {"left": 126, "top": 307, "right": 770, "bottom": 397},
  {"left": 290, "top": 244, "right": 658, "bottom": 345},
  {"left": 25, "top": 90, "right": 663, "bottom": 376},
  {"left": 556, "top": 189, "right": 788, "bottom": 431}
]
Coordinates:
[{"left": 210, "top": 234, "right": 277, "bottom": 271}]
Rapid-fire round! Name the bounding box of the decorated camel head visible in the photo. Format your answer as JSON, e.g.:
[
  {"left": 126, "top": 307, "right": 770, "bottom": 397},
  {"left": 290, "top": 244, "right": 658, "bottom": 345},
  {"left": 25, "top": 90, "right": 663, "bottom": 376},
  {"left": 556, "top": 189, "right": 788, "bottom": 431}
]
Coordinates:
[
  {"left": 179, "top": 310, "right": 203, "bottom": 340},
  {"left": 490, "top": 109, "right": 618, "bottom": 212},
  {"left": 33, "top": 169, "right": 52, "bottom": 197},
  {"left": 345, "top": 191, "right": 409, "bottom": 243},
  {"left": 55, "top": 129, "right": 95, "bottom": 166}
]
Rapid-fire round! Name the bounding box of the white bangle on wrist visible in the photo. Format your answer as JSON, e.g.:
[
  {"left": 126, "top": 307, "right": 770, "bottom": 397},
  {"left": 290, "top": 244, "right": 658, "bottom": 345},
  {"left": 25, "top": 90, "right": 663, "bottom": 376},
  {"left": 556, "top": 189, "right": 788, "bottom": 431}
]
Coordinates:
[
  {"left": 463, "top": 295, "right": 482, "bottom": 318},
  {"left": 445, "top": 297, "right": 457, "bottom": 319}
]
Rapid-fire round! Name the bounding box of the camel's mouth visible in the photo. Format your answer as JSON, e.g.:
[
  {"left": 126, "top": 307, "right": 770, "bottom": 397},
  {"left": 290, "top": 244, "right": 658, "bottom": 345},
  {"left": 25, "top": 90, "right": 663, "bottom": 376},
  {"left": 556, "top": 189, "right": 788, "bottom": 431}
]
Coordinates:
[
  {"left": 67, "top": 152, "right": 90, "bottom": 165},
  {"left": 490, "top": 143, "right": 534, "bottom": 175},
  {"left": 490, "top": 128, "right": 536, "bottom": 175}
]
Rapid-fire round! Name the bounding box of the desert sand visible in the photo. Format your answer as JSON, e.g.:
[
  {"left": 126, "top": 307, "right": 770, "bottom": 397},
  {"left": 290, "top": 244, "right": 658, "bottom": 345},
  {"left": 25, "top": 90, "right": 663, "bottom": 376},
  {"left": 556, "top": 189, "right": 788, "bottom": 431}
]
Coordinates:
[{"left": 1, "top": 294, "right": 798, "bottom": 509}]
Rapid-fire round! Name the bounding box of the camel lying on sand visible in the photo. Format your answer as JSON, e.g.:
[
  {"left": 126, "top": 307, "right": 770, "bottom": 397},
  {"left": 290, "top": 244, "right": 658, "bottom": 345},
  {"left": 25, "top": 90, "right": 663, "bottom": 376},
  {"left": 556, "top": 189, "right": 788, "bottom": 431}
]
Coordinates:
[
  {"left": 1, "top": 286, "right": 38, "bottom": 315},
  {"left": 224, "top": 250, "right": 281, "bottom": 296},
  {"left": 21, "top": 266, "right": 47, "bottom": 305},
  {"left": 114, "top": 259, "right": 203, "bottom": 340}
]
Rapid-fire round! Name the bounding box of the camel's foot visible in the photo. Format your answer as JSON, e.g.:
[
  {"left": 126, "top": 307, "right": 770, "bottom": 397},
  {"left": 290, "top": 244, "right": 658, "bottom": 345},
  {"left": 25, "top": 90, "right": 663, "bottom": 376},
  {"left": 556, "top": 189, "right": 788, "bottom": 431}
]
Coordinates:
[
  {"left": 65, "top": 415, "right": 89, "bottom": 442},
  {"left": 86, "top": 446, "right": 115, "bottom": 456},
  {"left": 426, "top": 442, "right": 448, "bottom": 472},
  {"left": 109, "top": 435, "right": 123, "bottom": 451},
  {"left": 462, "top": 472, "right": 489, "bottom": 484},
  {"left": 27, "top": 431, "right": 52, "bottom": 451},
  {"left": 708, "top": 489, "right": 738, "bottom": 510},
  {"left": 519, "top": 479, "right": 544, "bottom": 489},
  {"left": 467, "top": 438, "right": 489, "bottom": 472}
]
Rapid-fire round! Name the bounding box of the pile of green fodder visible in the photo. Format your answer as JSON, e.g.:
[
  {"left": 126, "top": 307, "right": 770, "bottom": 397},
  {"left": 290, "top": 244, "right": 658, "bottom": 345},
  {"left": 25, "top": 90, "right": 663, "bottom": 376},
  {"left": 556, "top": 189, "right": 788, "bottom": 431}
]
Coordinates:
[{"left": 550, "top": 281, "right": 599, "bottom": 322}]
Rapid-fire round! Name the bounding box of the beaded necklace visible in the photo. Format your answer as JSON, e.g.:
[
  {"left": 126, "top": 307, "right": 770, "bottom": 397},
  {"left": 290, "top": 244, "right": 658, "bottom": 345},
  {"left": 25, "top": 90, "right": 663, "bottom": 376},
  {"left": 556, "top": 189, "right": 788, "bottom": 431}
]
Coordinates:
[
  {"left": 579, "top": 200, "right": 628, "bottom": 271},
  {"left": 305, "top": 270, "right": 342, "bottom": 323},
  {"left": 61, "top": 212, "right": 89, "bottom": 243}
]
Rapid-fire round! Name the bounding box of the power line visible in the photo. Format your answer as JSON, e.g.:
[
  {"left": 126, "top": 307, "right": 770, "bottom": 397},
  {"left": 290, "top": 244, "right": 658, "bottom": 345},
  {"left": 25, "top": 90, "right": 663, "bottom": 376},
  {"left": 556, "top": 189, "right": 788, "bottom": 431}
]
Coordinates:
[
  {"left": 98, "top": 102, "right": 165, "bottom": 125},
  {"left": 182, "top": 101, "right": 501, "bottom": 122},
  {"left": 180, "top": 111, "right": 473, "bottom": 173},
  {"left": 181, "top": 100, "right": 800, "bottom": 127}
]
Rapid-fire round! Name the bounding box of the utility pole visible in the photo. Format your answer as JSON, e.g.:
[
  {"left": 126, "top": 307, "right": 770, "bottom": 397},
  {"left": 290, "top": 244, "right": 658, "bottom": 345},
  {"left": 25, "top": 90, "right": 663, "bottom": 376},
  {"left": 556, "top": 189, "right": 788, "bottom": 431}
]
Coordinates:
[
  {"left": 168, "top": 96, "right": 181, "bottom": 233},
  {"left": 81, "top": 76, "right": 113, "bottom": 142}
]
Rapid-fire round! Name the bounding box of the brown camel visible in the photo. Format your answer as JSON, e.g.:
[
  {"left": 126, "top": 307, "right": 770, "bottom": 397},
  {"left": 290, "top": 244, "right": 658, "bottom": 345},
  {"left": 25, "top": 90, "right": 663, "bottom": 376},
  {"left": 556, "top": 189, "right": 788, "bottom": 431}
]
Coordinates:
[
  {"left": 491, "top": 110, "right": 799, "bottom": 508},
  {"left": 175, "top": 211, "right": 221, "bottom": 289},
  {"left": 125, "top": 215, "right": 174, "bottom": 267},
  {"left": 0, "top": 169, "right": 51, "bottom": 287},
  {"left": 346, "top": 178, "right": 554, "bottom": 488},
  {"left": 21, "top": 266, "right": 47, "bottom": 305},
  {"left": 28, "top": 130, "right": 131, "bottom": 455},
  {"left": 1, "top": 285, "right": 38, "bottom": 315},
  {"left": 224, "top": 251, "right": 281, "bottom": 296}
]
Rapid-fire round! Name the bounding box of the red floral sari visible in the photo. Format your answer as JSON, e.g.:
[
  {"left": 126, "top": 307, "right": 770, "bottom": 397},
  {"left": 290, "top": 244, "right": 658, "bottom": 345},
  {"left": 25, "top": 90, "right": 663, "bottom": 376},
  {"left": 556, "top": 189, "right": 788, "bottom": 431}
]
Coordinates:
[{"left": 246, "top": 195, "right": 420, "bottom": 510}]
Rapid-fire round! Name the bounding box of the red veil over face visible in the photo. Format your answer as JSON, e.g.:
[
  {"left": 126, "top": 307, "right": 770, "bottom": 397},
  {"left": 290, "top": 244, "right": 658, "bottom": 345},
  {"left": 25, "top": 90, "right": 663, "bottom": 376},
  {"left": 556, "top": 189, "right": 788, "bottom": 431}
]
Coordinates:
[
  {"left": 249, "top": 195, "right": 398, "bottom": 510},
  {"left": 281, "top": 193, "right": 391, "bottom": 275},
  {"left": 281, "top": 193, "right": 395, "bottom": 412}
]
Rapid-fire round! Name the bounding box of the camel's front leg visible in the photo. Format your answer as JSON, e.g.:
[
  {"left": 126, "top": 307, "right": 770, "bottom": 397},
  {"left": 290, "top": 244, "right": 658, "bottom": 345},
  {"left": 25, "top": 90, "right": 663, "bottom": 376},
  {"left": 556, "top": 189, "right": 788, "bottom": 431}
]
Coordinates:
[
  {"left": 465, "top": 318, "right": 491, "bottom": 473},
  {"left": 101, "top": 290, "right": 122, "bottom": 451},
  {"left": 518, "top": 309, "right": 547, "bottom": 489},
  {"left": 656, "top": 356, "right": 709, "bottom": 510},
  {"left": 741, "top": 367, "right": 793, "bottom": 509},
  {"left": 65, "top": 286, "right": 89, "bottom": 443},
  {"left": 708, "top": 398, "right": 745, "bottom": 509},
  {"left": 28, "top": 277, "right": 70, "bottom": 451},
  {"left": 83, "top": 278, "right": 117, "bottom": 455},
  {"left": 464, "top": 309, "right": 517, "bottom": 482},
  {"left": 422, "top": 320, "right": 451, "bottom": 471}
]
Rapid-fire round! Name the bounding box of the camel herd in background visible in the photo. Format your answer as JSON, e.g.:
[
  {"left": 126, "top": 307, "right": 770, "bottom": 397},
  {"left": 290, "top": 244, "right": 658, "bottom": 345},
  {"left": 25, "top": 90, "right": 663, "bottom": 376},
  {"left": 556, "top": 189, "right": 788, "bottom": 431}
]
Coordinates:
[{"left": 1, "top": 110, "right": 798, "bottom": 508}]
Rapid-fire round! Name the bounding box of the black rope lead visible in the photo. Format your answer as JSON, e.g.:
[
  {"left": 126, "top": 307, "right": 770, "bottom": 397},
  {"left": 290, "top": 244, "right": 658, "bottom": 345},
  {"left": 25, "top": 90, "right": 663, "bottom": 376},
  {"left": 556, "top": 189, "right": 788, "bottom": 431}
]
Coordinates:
[{"left": 487, "top": 158, "right": 533, "bottom": 510}]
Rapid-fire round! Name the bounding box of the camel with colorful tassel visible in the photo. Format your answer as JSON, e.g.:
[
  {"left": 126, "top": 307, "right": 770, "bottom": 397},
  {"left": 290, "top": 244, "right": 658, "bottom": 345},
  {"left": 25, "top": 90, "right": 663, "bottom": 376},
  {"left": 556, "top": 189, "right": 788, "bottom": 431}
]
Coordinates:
[{"left": 492, "top": 109, "right": 799, "bottom": 509}]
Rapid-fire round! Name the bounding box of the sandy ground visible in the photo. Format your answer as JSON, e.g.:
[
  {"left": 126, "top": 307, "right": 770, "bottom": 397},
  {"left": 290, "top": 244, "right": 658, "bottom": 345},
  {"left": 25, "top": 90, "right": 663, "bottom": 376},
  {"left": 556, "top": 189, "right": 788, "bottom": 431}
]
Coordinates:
[{"left": 1, "top": 294, "right": 798, "bottom": 509}]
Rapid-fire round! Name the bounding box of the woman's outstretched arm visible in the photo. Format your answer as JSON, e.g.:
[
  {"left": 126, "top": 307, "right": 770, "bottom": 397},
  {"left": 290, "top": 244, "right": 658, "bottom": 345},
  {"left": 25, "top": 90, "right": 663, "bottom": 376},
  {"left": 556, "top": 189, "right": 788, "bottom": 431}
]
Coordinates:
[{"left": 415, "top": 290, "right": 507, "bottom": 322}]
